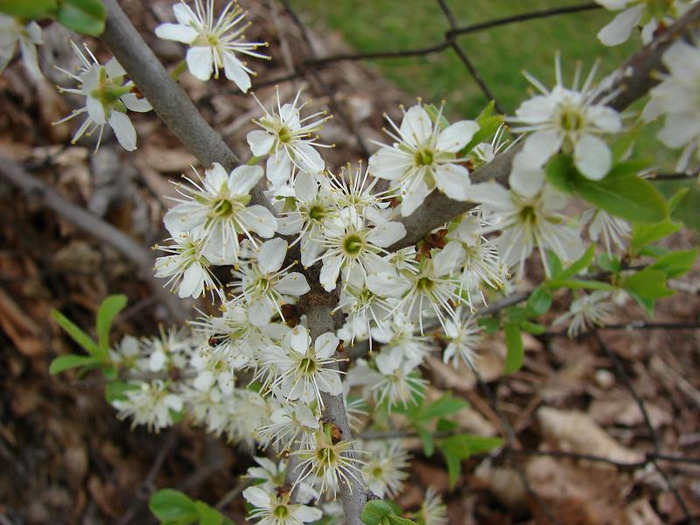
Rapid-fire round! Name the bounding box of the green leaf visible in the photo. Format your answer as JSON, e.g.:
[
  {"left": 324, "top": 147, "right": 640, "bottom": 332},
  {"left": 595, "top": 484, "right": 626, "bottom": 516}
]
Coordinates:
[
  {"left": 521, "top": 320, "right": 546, "bottom": 335},
  {"left": 503, "top": 323, "right": 523, "bottom": 374},
  {"left": 424, "top": 103, "right": 450, "bottom": 130},
  {"left": 417, "top": 426, "right": 435, "bottom": 457},
  {"left": 97, "top": 294, "right": 127, "bottom": 359},
  {"left": 56, "top": 0, "right": 106, "bottom": 36},
  {"left": 638, "top": 245, "right": 670, "bottom": 258},
  {"left": 104, "top": 380, "right": 139, "bottom": 403},
  {"left": 597, "top": 253, "right": 621, "bottom": 273},
  {"left": 649, "top": 249, "right": 698, "bottom": 278},
  {"left": 526, "top": 287, "right": 552, "bottom": 317},
  {"left": 463, "top": 115, "right": 503, "bottom": 154},
  {"left": 572, "top": 167, "right": 667, "bottom": 223},
  {"left": 361, "top": 500, "right": 394, "bottom": 525},
  {"left": 410, "top": 393, "right": 468, "bottom": 422},
  {"left": 630, "top": 219, "right": 681, "bottom": 255},
  {"left": 149, "top": 489, "right": 198, "bottom": 524},
  {"left": 387, "top": 515, "right": 419, "bottom": 525},
  {"left": 546, "top": 250, "right": 563, "bottom": 278},
  {"left": 551, "top": 245, "right": 595, "bottom": 281},
  {"left": 195, "top": 501, "right": 230, "bottom": 525},
  {"left": 49, "top": 354, "right": 100, "bottom": 375},
  {"left": 0, "top": 0, "right": 57, "bottom": 18},
  {"left": 51, "top": 308, "right": 99, "bottom": 356},
  {"left": 547, "top": 279, "right": 616, "bottom": 291},
  {"left": 622, "top": 269, "right": 674, "bottom": 300},
  {"left": 438, "top": 434, "right": 504, "bottom": 489},
  {"left": 545, "top": 154, "right": 576, "bottom": 194},
  {"left": 478, "top": 316, "right": 500, "bottom": 335}
]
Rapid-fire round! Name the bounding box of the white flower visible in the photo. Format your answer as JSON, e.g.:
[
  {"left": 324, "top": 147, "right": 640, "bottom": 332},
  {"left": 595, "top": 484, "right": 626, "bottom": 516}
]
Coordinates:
[
  {"left": 0, "top": 15, "right": 42, "bottom": 79},
  {"left": 246, "top": 456, "right": 287, "bottom": 491},
  {"left": 316, "top": 207, "right": 405, "bottom": 292},
  {"left": 255, "top": 404, "right": 320, "bottom": 453},
  {"left": 243, "top": 485, "right": 322, "bottom": 524},
  {"left": 232, "top": 237, "right": 310, "bottom": 326},
  {"left": 155, "top": 230, "right": 235, "bottom": 299},
  {"left": 554, "top": 291, "right": 614, "bottom": 336},
  {"left": 442, "top": 313, "right": 481, "bottom": 369},
  {"left": 595, "top": 0, "right": 694, "bottom": 46},
  {"left": 55, "top": 42, "right": 152, "bottom": 151},
  {"left": 416, "top": 487, "right": 448, "bottom": 525},
  {"left": 369, "top": 103, "right": 479, "bottom": 216},
  {"left": 508, "top": 57, "right": 622, "bottom": 196},
  {"left": 582, "top": 208, "right": 630, "bottom": 254},
  {"left": 291, "top": 430, "right": 366, "bottom": 501},
  {"left": 247, "top": 89, "right": 329, "bottom": 186},
  {"left": 473, "top": 182, "right": 584, "bottom": 279},
  {"left": 361, "top": 440, "right": 411, "bottom": 498},
  {"left": 164, "top": 163, "right": 277, "bottom": 261},
  {"left": 368, "top": 241, "right": 467, "bottom": 332},
  {"left": 265, "top": 326, "right": 343, "bottom": 408},
  {"left": 113, "top": 380, "right": 183, "bottom": 432},
  {"left": 643, "top": 38, "right": 700, "bottom": 171},
  {"left": 155, "top": 0, "right": 268, "bottom": 91}
]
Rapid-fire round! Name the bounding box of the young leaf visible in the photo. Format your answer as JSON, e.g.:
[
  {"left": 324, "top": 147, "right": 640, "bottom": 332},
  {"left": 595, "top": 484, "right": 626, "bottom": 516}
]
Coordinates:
[
  {"left": 551, "top": 244, "right": 596, "bottom": 282},
  {"left": 526, "top": 287, "right": 552, "bottom": 317},
  {"left": 149, "top": 489, "right": 198, "bottom": 524},
  {"left": 0, "top": 0, "right": 57, "bottom": 18},
  {"left": 649, "top": 249, "right": 698, "bottom": 278},
  {"left": 503, "top": 322, "right": 523, "bottom": 374},
  {"left": 49, "top": 354, "right": 100, "bottom": 375},
  {"left": 622, "top": 269, "right": 674, "bottom": 300},
  {"left": 478, "top": 316, "right": 500, "bottom": 335},
  {"left": 630, "top": 219, "right": 681, "bottom": 255},
  {"left": 56, "top": 0, "right": 106, "bottom": 36},
  {"left": 545, "top": 154, "right": 576, "bottom": 194},
  {"left": 51, "top": 308, "right": 99, "bottom": 356},
  {"left": 361, "top": 500, "right": 394, "bottom": 525},
  {"left": 410, "top": 393, "right": 468, "bottom": 423},
  {"left": 97, "top": 294, "right": 127, "bottom": 359},
  {"left": 417, "top": 427, "right": 435, "bottom": 457},
  {"left": 438, "top": 434, "right": 504, "bottom": 489},
  {"left": 194, "top": 501, "right": 232, "bottom": 525},
  {"left": 572, "top": 169, "right": 667, "bottom": 223}
]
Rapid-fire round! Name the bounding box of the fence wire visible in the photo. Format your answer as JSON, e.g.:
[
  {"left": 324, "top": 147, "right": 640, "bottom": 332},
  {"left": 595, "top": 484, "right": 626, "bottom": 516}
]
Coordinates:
[{"left": 257, "top": 2, "right": 699, "bottom": 523}]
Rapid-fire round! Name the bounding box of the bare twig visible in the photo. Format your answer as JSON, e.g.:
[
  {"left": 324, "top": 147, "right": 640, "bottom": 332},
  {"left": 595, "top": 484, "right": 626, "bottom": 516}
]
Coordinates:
[{"left": 0, "top": 154, "right": 187, "bottom": 322}]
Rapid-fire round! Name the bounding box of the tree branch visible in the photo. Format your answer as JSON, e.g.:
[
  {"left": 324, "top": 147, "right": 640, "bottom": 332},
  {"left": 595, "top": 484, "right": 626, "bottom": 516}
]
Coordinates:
[{"left": 99, "top": 0, "right": 273, "bottom": 212}]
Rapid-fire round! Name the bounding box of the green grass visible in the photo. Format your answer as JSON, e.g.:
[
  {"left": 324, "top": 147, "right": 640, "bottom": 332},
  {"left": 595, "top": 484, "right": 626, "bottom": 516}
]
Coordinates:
[{"left": 293, "top": 0, "right": 639, "bottom": 117}]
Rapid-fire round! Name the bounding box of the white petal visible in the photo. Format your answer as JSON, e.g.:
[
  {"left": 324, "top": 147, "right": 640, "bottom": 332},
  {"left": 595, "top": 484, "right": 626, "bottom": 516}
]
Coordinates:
[
  {"left": 317, "top": 370, "right": 343, "bottom": 396},
  {"left": 247, "top": 129, "right": 275, "bottom": 156},
  {"left": 186, "top": 46, "right": 213, "bottom": 81},
  {"left": 109, "top": 111, "right": 137, "bottom": 151},
  {"left": 155, "top": 23, "right": 198, "bottom": 43},
  {"left": 315, "top": 332, "right": 339, "bottom": 359},
  {"left": 239, "top": 205, "right": 277, "bottom": 238},
  {"left": 120, "top": 92, "right": 152, "bottom": 112},
  {"left": 597, "top": 6, "right": 642, "bottom": 46},
  {"left": 366, "top": 221, "right": 406, "bottom": 247},
  {"left": 433, "top": 241, "right": 465, "bottom": 276},
  {"left": 367, "top": 271, "right": 411, "bottom": 297},
  {"left": 173, "top": 3, "right": 198, "bottom": 25},
  {"left": 522, "top": 129, "right": 563, "bottom": 166},
  {"left": 257, "top": 237, "right": 287, "bottom": 274},
  {"left": 248, "top": 297, "right": 273, "bottom": 326},
  {"left": 179, "top": 264, "right": 206, "bottom": 298},
  {"left": 401, "top": 177, "right": 431, "bottom": 216},
  {"left": 294, "top": 142, "right": 324, "bottom": 173},
  {"left": 230, "top": 165, "right": 264, "bottom": 195},
  {"left": 276, "top": 273, "right": 310, "bottom": 296},
  {"left": 222, "top": 52, "right": 251, "bottom": 92},
  {"left": 266, "top": 150, "right": 292, "bottom": 187},
  {"left": 242, "top": 486, "right": 270, "bottom": 509},
  {"left": 574, "top": 134, "right": 612, "bottom": 180},
  {"left": 400, "top": 105, "right": 432, "bottom": 146},
  {"left": 436, "top": 120, "right": 479, "bottom": 152},
  {"left": 433, "top": 163, "right": 471, "bottom": 201},
  {"left": 368, "top": 147, "right": 409, "bottom": 180},
  {"left": 320, "top": 254, "right": 343, "bottom": 292}
]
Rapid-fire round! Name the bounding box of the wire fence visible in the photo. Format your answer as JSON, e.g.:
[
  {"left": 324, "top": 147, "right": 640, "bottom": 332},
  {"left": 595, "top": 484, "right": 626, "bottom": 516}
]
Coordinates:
[{"left": 254, "top": 2, "right": 699, "bottom": 523}]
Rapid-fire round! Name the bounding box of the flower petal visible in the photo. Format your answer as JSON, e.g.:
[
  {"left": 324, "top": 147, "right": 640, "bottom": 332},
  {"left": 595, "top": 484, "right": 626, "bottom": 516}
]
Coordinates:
[
  {"left": 186, "top": 46, "right": 213, "bottom": 81},
  {"left": 574, "top": 134, "right": 611, "bottom": 180},
  {"left": 436, "top": 120, "right": 479, "bottom": 152}
]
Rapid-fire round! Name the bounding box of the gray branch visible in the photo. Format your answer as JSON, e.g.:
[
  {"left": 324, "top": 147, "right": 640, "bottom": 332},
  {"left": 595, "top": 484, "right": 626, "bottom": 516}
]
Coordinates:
[{"left": 99, "top": 0, "right": 273, "bottom": 212}]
